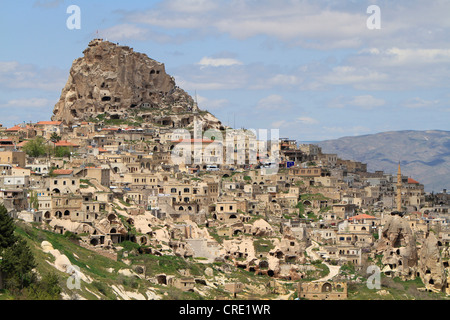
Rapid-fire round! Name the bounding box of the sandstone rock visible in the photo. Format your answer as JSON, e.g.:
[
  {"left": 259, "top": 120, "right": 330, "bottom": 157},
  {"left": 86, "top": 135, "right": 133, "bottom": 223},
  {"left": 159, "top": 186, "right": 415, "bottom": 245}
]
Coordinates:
[
  {"left": 374, "top": 215, "right": 418, "bottom": 280},
  {"left": 52, "top": 39, "right": 221, "bottom": 129},
  {"left": 417, "top": 232, "right": 446, "bottom": 292},
  {"left": 204, "top": 267, "right": 214, "bottom": 278},
  {"left": 41, "top": 241, "right": 54, "bottom": 253}
]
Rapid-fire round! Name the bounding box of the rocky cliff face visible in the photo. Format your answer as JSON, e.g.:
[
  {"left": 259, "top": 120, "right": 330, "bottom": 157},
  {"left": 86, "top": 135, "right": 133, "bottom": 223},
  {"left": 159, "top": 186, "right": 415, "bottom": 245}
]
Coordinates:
[
  {"left": 52, "top": 39, "right": 221, "bottom": 129},
  {"left": 418, "top": 232, "right": 447, "bottom": 292},
  {"left": 375, "top": 215, "right": 418, "bottom": 280}
]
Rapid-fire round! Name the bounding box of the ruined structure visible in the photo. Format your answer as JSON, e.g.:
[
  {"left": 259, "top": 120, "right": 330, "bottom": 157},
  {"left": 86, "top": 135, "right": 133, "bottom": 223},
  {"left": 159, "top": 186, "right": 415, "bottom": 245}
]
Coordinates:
[
  {"left": 298, "top": 281, "right": 347, "bottom": 300},
  {"left": 52, "top": 39, "right": 221, "bottom": 129},
  {"left": 374, "top": 215, "right": 418, "bottom": 280}
]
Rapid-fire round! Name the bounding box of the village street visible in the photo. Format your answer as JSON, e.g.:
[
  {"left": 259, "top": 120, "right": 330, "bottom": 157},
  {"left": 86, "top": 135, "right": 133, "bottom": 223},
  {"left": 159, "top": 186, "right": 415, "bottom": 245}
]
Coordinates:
[{"left": 306, "top": 240, "right": 341, "bottom": 282}]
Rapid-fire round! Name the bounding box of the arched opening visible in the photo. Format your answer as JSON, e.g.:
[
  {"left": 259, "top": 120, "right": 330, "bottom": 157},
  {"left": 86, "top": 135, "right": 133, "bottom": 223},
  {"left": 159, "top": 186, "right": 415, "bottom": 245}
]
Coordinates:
[
  {"left": 156, "top": 275, "right": 167, "bottom": 285},
  {"left": 110, "top": 228, "right": 117, "bottom": 234},
  {"left": 90, "top": 238, "right": 99, "bottom": 246},
  {"left": 55, "top": 211, "right": 62, "bottom": 218},
  {"left": 322, "top": 283, "right": 332, "bottom": 292},
  {"left": 52, "top": 188, "right": 60, "bottom": 194},
  {"left": 44, "top": 211, "right": 51, "bottom": 219},
  {"left": 107, "top": 213, "right": 116, "bottom": 222},
  {"left": 64, "top": 210, "right": 70, "bottom": 216}
]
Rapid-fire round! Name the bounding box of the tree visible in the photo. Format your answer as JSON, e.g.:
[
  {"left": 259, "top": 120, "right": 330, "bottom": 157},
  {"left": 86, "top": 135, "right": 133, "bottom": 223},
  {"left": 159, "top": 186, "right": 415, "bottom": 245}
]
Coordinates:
[
  {"left": 50, "top": 132, "right": 61, "bottom": 143},
  {"left": 55, "top": 146, "right": 71, "bottom": 158},
  {"left": 24, "top": 273, "right": 61, "bottom": 300},
  {"left": 0, "top": 237, "right": 37, "bottom": 291},
  {"left": 0, "top": 204, "right": 16, "bottom": 251},
  {"left": 22, "top": 136, "right": 49, "bottom": 158}
]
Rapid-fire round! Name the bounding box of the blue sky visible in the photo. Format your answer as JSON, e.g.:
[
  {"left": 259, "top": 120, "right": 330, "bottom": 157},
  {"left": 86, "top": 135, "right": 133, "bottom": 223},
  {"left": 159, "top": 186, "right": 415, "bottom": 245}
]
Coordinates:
[{"left": 0, "top": 0, "right": 449, "bottom": 141}]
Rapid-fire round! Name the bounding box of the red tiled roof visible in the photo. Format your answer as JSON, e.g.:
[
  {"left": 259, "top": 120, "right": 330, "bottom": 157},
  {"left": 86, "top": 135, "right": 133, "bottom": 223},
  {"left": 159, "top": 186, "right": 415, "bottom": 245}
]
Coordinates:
[
  {"left": 55, "top": 140, "right": 79, "bottom": 147},
  {"left": 52, "top": 169, "right": 73, "bottom": 175},
  {"left": 408, "top": 178, "right": 420, "bottom": 184},
  {"left": 36, "top": 121, "right": 62, "bottom": 126},
  {"left": 6, "top": 125, "right": 23, "bottom": 132},
  {"left": 348, "top": 213, "right": 376, "bottom": 221},
  {"left": 17, "top": 141, "right": 29, "bottom": 147}
]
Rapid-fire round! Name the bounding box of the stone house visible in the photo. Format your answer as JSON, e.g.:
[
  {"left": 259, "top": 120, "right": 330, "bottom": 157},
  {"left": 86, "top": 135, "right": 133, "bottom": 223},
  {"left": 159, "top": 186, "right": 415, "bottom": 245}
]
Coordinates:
[{"left": 298, "top": 281, "right": 347, "bottom": 300}]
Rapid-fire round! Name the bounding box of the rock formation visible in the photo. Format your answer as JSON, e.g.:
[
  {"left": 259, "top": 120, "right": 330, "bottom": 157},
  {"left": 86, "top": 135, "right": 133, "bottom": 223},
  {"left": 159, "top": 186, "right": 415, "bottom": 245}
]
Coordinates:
[
  {"left": 417, "top": 232, "right": 446, "bottom": 292},
  {"left": 52, "top": 39, "right": 222, "bottom": 129},
  {"left": 374, "top": 215, "right": 418, "bottom": 280}
]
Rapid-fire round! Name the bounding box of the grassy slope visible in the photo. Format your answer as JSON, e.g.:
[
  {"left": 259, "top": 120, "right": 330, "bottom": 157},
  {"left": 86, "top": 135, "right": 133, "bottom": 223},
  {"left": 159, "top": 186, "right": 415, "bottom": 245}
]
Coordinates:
[{"left": 1, "top": 222, "right": 284, "bottom": 300}]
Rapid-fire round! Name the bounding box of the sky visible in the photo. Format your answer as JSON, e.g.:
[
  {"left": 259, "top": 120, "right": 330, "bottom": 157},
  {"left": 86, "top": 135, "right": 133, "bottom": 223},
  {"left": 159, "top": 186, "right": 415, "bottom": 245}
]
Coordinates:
[{"left": 0, "top": 0, "right": 449, "bottom": 142}]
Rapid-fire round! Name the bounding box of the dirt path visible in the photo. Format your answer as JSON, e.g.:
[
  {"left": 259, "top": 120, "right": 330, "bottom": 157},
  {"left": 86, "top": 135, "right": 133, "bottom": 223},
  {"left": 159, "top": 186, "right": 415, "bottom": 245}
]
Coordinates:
[{"left": 306, "top": 240, "right": 341, "bottom": 282}]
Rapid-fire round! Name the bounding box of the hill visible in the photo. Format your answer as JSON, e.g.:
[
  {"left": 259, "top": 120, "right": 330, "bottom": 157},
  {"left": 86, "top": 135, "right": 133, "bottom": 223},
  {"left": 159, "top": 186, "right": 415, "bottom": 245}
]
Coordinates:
[
  {"left": 51, "top": 38, "right": 221, "bottom": 129},
  {"left": 317, "top": 130, "right": 450, "bottom": 192}
]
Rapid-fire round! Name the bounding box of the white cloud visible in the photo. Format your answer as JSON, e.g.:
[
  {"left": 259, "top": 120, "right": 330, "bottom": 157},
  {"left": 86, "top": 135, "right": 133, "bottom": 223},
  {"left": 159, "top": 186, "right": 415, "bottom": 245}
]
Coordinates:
[
  {"left": 323, "top": 125, "right": 370, "bottom": 136},
  {"left": 321, "top": 66, "right": 388, "bottom": 87},
  {"left": 296, "top": 116, "right": 318, "bottom": 125},
  {"left": 119, "top": 0, "right": 380, "bottom": 49},
  {"left": 114, "top": 0, "right": 450, "bottom": 51},
  {"left": 256, "top": 94, "right": 291, "bottom": 110},
  {"left": 33, "top": 0, "right": 63, "bottom": 8},
  {"left": 198, "top": 57, "right": 243, "bottom": 68},
  {"left": 401, "top": 97, "right": 440, "bottom": 109},
  {"left": 1, "top": 98, "right": 51, "bottom": 109},
  {"left": 348, "top": 95, "right": 385, "bottom": 109},
  {"left": 0, "top": 61, "right": 66, "bottom": 92},
  {"left": 271, "top": 120, "right": 287, "bottom": 128},
  {"left": 163, "top": 0, "right": 219, "bottom": 13},
  {"left": 327, "top": 95, "right": 385, "bottom": 110},
  {"left": 196, "top": 95, "right": 228, "bottom": 110},
  {"left": 100, "top": 24, "right": 150, "bottom": 41}
]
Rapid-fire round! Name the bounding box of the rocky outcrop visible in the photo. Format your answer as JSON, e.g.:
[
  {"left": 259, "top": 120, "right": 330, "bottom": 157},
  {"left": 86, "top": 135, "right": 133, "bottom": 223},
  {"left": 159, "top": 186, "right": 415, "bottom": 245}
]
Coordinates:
[
  {"left": 374, "top": 215, "right": 418, "bottom": 280},
  {"left": 417, "top": 232, "right": 446, "bottom": 292},
  {"left": 52, "top": 39, "right": 221, "bottom": 129}
]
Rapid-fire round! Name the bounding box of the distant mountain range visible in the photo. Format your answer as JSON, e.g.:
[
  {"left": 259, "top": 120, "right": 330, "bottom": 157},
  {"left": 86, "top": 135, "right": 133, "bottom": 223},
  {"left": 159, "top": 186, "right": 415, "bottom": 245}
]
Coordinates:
[{"left": 317, "top": 130, "right": 450, "bottom": 193}]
